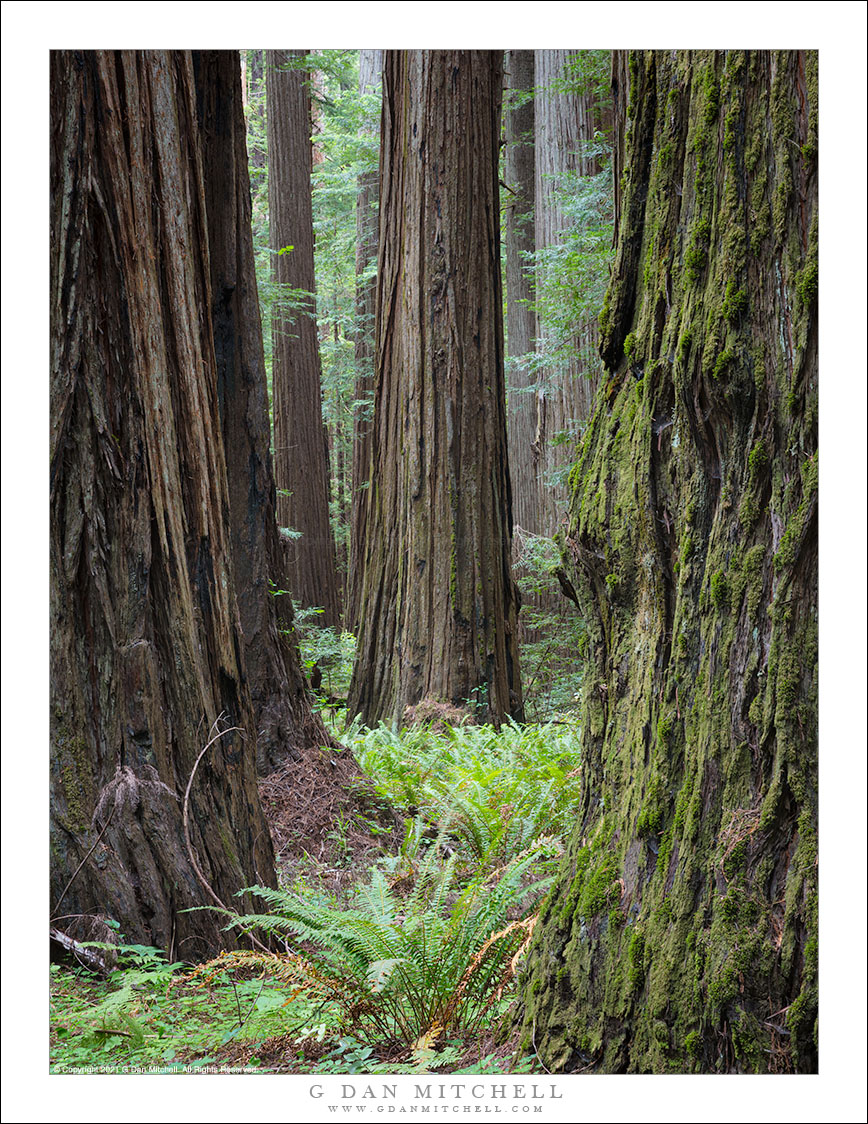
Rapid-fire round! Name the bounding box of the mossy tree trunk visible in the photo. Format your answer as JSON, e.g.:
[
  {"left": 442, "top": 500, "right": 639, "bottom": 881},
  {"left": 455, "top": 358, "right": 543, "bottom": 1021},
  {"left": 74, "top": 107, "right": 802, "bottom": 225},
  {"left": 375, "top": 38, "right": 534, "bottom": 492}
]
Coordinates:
[
  {"left": 267, "top": 49, "right": 341, "bottom": 627},
  {"left": 347, "top": 50, "right": 523, "bottom": 727},
  {"left": 193, "top": 50, "right": 335, "bottom": 774},
  {"left": 50, "top": 50, "right": 277, "bottom": 956},
  {"left": 518, "top": 50, "right": 818, "bottom": 1074}
]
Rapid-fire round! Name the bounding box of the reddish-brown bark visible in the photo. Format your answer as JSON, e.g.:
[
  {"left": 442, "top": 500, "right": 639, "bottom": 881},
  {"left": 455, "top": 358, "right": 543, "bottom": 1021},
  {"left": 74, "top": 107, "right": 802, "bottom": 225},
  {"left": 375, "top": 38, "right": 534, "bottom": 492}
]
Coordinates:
[{"left": 348, "top": 50, "right": 523, "bottom": 727}]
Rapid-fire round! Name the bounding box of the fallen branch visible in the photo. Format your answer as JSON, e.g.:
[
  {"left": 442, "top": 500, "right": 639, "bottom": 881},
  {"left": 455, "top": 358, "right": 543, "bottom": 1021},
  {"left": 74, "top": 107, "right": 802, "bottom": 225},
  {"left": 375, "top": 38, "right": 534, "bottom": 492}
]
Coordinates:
[{"left": 49, "top": 928, "right": 109, "bottom": 976}]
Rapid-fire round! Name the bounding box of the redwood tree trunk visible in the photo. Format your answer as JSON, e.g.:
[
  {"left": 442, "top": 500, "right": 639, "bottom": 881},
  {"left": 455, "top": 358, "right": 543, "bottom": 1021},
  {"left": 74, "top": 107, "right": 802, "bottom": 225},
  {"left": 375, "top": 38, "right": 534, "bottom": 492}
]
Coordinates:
[
  {"left": 347, "top": 48, "right": 383, "bottom": 632},
  {"left": 533, "top": 50, "right": 604, "bottom": 534},
  {"left": 193, "top": 50, "right": 334, "bottom": 774},
  {"left": 267, "top": 49, "right": 341, "bottom": 627},
  {"left": 348, "top": 50, "right": 523, "bottom": 727},
  {"left": 518, "top": 50, "right": 818, "bottom": 1074},
  {"left": 245, "top": 49, "right": 266, "bottom": 172},
  {"left": 50, "top": 50, "right": 275, "bottom": 957},
  {"left": 504, "top": 49, "right": 538, "bottom": 536}
]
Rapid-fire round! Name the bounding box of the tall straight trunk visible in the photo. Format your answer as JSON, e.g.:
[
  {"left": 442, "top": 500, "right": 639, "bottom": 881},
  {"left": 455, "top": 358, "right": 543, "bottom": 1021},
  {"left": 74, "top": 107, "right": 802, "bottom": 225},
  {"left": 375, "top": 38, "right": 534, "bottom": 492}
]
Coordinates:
[
  {"left": 267, "top": 49, "right": 341, "bottom": 627},
  {"left": 504, "top": 49, "right": 538, "bottom": 536},
  {"left": 533, "top": 50, "right": 604, "bottom": 534},
  {"left": 309, "top": 52, "right": 327, "bottom": 166},
  {"left": 519, "top": 50, "right": 818, "bottom": 1074},
  {"left": 245, "top": 49, "right": 266, "bottom": 171},
  {"left": 610, "top": 50, "right": 630, "bottom": 242},
  {"left": 347, "top": 48, "right": 383, "bottom": 632},
  {"left": 50, "top": 50, "right": 274, "bottom": 956},
  {"left": 334, "top": 401, "right": 349, "bottom": 600},
  {"left": 348, "top": 50, "right": 523, "bottom": 727},
  {"left": 193, "top": 50, "right": 334, "bottom": 774}
]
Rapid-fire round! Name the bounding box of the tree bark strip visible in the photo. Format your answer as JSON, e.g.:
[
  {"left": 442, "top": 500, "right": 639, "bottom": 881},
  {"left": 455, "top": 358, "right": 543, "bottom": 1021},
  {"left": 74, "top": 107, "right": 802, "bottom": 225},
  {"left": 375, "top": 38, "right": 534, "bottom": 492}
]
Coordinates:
[
  {"left": 267, "top": 49, "right": 341, "bottom": 627},
  {"left": 347, "top": 49, "right": 383, "bottom": 632},
  {"left": 192, "top": 50, "right": 335, "bottom": 773},
  {"left": 50, "top": 50, "right": 275, "bottom": 956},
  {"left": 348, "top": 50, "right": 523, "bottom": 727},
  {"left": 504, "top": 49, "right": 538, "bottom": 536},
  {"left": 533, "top": 50, "right": 605, "bottom": 535}
]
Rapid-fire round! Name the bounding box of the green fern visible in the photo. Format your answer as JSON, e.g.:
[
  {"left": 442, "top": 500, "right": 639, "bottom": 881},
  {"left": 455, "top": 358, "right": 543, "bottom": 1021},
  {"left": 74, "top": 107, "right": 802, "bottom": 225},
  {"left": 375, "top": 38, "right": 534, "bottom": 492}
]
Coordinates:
[
  {"left": 217, "top": 837, "right": 554, "bottom": 1050},
  {"left": 350, "top": 718, "right": 581, "bottom": 870}
]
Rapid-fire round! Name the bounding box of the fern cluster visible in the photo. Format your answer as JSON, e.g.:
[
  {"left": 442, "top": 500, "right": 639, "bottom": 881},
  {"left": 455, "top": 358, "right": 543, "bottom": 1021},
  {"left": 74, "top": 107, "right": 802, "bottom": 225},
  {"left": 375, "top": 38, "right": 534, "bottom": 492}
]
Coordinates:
[
  {"left": 211, "top": 836, "right": 554, "bottom": 1051},
  {"left": 347, "top": 718, "right": 581, "bottom": 871}
]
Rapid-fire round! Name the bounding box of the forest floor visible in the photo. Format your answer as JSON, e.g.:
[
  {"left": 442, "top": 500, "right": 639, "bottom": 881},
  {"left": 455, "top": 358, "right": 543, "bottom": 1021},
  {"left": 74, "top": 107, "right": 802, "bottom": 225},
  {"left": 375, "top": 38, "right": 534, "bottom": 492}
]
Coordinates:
[{"left": 49, "top": 706, "right": 582, "bottom": 1075}]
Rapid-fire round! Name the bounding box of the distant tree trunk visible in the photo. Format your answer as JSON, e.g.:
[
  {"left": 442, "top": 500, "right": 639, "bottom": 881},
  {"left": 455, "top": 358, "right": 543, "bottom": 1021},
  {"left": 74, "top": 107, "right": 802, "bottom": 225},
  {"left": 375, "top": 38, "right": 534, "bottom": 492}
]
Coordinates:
[
  {"left": 245, "top": 49, "right": 266, "bottom": 171},
  {"left": 348, "top": 50, "right": 523, "bottom": 727},
  {"left": 267, "top": 49, "right": 341, "bottom": 627},
  {"left": 610, "top": 50, "right": 630, "bottom": 240},
  {"left": 192, "top": 50, "right": 334, "bottom": 774},
  {"left": 332, "top": 391, "right": 350, "bottom": 606},
  {"left": 309, "top": 51, "right": 327, "bottom": 166},
  {"left": 518, "top": 50, "right": 818, "bottom": 1074},
  {"left": 533, "top": 50, "right": 603, "bottom": 535},
  {"left": 50, "top": 50, "right": 274, "bottom": 957},
  {"left": 347, "top": 48, "right": 383, "bottom": 632},
  {"left": 504, "top": 49, "right": 538, "bottom": 536}
]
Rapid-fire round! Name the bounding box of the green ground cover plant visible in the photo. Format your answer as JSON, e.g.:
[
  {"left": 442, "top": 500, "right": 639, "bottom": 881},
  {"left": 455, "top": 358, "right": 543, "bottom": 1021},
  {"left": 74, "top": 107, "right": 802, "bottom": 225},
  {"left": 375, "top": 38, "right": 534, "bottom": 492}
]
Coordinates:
[{"left": 50, "top": 716, "right": 576, "bottom": 1074}]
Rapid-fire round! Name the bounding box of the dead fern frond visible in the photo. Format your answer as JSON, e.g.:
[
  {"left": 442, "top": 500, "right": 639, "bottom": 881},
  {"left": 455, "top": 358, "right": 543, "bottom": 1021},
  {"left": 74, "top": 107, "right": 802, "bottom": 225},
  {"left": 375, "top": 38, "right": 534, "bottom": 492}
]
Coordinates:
[
  {"left": 93, "top": 764, "right": 177, "bottom": 829},
  {"left": 435, "top": 914, "right": 538, "bottom": 1034}
]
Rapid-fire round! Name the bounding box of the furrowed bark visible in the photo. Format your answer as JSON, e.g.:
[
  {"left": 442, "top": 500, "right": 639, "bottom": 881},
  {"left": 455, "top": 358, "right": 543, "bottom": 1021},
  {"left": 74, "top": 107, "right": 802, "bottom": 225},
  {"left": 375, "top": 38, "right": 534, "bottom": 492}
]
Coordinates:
[
  {"left": 50, "top": 50, "right": 275, "bottom": 956},
  {"left": 347, "top": 48, "right": 383, "bottom": 632},
  {"left": 518, "top": 49, "right": 818, "bottom": 1074},
  {"left": 348, "top": 50, "right": 523, "bottom": 727},
  {"left": 267, "top": 49, "right": 341, "bottom": 627},
  {"left": 193, "top": 49, "right": 335, "bottom": 773}
]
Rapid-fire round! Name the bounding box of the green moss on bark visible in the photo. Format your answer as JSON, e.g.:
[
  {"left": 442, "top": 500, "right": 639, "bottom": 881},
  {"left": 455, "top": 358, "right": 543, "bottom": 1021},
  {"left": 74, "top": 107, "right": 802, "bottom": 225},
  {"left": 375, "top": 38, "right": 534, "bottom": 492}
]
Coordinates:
[{"left": 517, "top": 50, "right": 817, "bottom": 1074}]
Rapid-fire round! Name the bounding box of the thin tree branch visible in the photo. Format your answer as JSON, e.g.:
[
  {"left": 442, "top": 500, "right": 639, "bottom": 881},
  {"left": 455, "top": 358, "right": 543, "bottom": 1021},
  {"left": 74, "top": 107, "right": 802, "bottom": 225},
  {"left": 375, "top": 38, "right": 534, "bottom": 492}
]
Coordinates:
[
  {"left": 50, "top": 805, "right": 116, "bottom": 920},
  {"left": 182, "top": 717, "right": 271, "bottom": 956}
]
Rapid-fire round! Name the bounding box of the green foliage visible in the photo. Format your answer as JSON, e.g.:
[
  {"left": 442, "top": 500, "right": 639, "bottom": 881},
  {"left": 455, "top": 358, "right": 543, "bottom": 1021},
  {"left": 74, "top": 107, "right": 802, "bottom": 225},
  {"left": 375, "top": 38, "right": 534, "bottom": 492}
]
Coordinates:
[
  {"left": 292, "top": 601, "right": 357, "bottom": 700},
  {"left": 512, "top": 529, "right": 587, "bottom": 719},
  {"left": 50, "top": 939, "right": 308, "bottom": 1072},
  {"left": 218, "top": 839, "right": 551, "bottom": 1051},
  {"left": 51, "top": 707, "right": 576, "bottom": 1073},
  {"left": 560, "top": 50, "right": 612, "bottom": 104},
  {"left": 348, "top": 718, "right": 581, "bottom": 872},
  {"left": 523, "top": 136, "right": 614, "bottom": 385}
]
